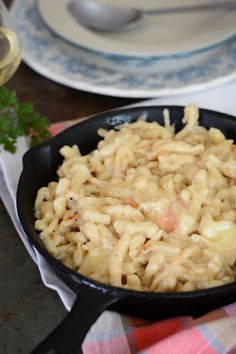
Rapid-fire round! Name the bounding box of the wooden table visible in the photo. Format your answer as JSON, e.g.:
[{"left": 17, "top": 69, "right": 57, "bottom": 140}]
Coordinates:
[
  {"left": 6, "top": 61, "right": 140, "bottom": 123},
  {"left": 1, "top": 1, "right": 141, "bottom": 352}
]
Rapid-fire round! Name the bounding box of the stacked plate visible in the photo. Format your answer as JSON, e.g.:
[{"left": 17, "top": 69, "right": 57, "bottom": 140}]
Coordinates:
[{"left": 11, "top": 0, "right": 236, "bottom": 98}]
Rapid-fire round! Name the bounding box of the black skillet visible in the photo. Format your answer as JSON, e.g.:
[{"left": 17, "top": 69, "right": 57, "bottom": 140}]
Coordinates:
[{"left": 16, "top": 106, "right": 236, "bottom": 354}]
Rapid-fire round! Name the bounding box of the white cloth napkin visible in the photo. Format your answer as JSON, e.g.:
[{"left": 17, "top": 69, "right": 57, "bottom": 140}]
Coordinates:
[{"left": 1, "top": 79, "right": 236, "bottom": 312}]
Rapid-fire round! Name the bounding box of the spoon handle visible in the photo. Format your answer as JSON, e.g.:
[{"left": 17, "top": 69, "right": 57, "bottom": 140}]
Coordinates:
[{"left": 145, "top": 1, "right": 236, "bottom": 16}]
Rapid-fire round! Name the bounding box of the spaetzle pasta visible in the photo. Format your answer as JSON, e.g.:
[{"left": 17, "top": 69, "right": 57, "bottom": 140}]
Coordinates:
[{"left": 34, "top": 105, "right": 236, "bottom": 292}]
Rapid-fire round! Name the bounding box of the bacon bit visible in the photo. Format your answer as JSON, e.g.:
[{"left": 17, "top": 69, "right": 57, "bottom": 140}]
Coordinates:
[
  {"left": 171, "top": 254, "right": 182, "bottom": 265},
  {"left": 176, "top": 196, "right": 191, "bottom": 209},
  {"left": 63, "top": 210, "right": 80, "bottom": 222},
  {"left": 232, "top": 145, "right": 236, "bottom": 153},
  {"left": 124, "top": 198, "right": 137, "bottom": 207},
  {"left": 142, "top": 239, "right": 156, "bottom": 252},
  {"left": 138, "top": 142, "right": 153, "bottom": 152},
  {"left": 156, "top": 209, "right": 179, "bottom": 233}
]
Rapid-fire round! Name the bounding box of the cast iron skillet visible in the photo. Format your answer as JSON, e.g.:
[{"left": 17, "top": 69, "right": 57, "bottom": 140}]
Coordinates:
[{"left": 17, "top": 106, "right": 236, "bottom": 354}]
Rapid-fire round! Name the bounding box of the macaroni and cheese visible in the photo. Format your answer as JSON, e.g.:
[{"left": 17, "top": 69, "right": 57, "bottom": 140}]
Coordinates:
[{"left": 34, "top": 105, "right": 236, "bottom": 292}]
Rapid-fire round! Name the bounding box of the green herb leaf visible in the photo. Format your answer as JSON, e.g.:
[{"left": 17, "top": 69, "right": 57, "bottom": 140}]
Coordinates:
[{"left": 0, "top": 86, "right": 52, "bottom": 153}]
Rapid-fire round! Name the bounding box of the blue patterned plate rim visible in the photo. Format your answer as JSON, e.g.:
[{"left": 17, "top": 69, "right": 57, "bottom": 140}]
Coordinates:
[{"left": 10, "top": 0, "right": 236, "bottom": 98}]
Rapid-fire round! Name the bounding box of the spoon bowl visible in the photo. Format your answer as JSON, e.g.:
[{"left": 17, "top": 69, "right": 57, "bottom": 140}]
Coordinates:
[
  {"left": 68, "top": 0, "right": 236, "bottom": 32},
  {"left": 68, "top": 1, "right": 144, "bottom": 32}
]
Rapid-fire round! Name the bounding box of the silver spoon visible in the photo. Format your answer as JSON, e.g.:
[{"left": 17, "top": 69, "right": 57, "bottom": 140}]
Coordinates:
[{"left": 67, "top": 0, "right": 236, "bottom": 32}]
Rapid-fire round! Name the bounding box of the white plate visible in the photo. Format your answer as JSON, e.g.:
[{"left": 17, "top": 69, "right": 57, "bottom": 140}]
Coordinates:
[
  {"left": 37, "top": 0, "right": 236, "bottom": 57},
  {"left": 10, "top": 0, "right": 236, "bottom": 98}
]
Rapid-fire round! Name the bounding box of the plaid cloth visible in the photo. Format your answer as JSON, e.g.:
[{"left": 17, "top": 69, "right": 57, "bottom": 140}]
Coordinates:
[{"left": 49, "top": 120, "right": 236, "bottom": 354}]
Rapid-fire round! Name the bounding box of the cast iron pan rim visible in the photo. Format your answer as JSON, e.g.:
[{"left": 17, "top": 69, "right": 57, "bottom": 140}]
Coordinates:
[
  {"left": 17, "top": 105, "right": 236, "bottom": 300},
  {"left": 22, "top": 105, "right": 236, "bottom": 156},
  {"left": 25, "top": 229, "right": 236, "bottom": 299}
]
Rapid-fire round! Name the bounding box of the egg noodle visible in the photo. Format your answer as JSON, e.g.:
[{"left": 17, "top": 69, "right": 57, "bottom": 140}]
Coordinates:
[{"left": 34, "top": 105, "right": 236, "bottom": 292}]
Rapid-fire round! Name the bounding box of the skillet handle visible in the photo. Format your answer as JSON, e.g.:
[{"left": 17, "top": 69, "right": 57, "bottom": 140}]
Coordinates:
[{"left": 31, "top": 284, "right": 119, "bottom": 354}]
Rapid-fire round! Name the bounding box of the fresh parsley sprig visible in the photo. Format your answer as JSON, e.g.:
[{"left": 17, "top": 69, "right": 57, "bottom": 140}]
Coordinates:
[{"left": 0, "top": 87, "right": 52, "bottom": 153}]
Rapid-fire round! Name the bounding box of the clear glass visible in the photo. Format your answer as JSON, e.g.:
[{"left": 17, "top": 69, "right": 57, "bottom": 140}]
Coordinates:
[{"left": 0, "top": 0, "right": 21, "bottom": 85}]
